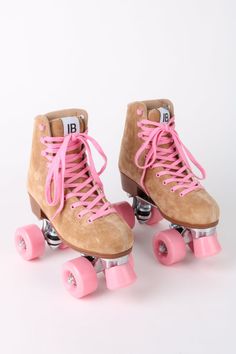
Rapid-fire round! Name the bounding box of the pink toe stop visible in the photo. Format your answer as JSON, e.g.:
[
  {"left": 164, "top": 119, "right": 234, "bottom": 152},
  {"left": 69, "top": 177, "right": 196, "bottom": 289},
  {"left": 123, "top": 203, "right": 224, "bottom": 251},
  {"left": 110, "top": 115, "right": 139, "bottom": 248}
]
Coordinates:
[
  {"left": 128, "top": 254, "right": 134, "bottom": 268},
  {"left": 105, "top": 262, "right": 136, "bottom": 290},
  {"left": 112, "top": 201, "right": 135, "bottom": 229},
  {"left": 193, "top": 234, "right": 221, "bottom": 258},
  {"left": 136, "top": 108, "right": 143, "bottom": 116}
]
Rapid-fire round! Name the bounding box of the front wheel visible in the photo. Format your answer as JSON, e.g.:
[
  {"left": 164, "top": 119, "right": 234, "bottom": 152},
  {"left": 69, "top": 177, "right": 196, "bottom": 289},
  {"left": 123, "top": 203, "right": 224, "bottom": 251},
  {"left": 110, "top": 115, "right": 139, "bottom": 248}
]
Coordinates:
[
  {"left": 62, "top": 257, "right": 98, "bottom": 298},
  {"left": 152, "top": 229, "right": 186, "bottom": 265}
]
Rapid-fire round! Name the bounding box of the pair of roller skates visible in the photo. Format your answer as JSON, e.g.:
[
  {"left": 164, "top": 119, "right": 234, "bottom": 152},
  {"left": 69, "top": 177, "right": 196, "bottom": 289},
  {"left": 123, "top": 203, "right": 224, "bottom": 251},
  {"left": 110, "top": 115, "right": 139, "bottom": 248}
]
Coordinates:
[{"left": 15, "top": 100, "right": 221, "bottom": 299}]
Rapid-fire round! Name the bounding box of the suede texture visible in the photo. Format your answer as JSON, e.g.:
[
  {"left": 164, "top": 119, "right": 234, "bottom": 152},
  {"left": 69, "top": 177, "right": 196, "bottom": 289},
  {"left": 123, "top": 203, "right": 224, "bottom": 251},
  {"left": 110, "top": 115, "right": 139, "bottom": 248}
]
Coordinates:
[
  {"left": 27, "top": 109, "right": 133, "bottom": 258},
  {"left": 119, "top": 99, "right": 220, "bottom": 228}
]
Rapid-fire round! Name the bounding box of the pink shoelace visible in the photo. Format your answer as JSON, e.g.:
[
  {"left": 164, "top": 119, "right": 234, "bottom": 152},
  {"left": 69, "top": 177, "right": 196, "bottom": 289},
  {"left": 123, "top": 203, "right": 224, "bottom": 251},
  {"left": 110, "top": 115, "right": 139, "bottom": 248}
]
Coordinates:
[
  {"left": 41, "top": 132, "right": 115, "bottom": 222},
  {"left": 135, "top": 116, "right": 206, "bottom": 196}
]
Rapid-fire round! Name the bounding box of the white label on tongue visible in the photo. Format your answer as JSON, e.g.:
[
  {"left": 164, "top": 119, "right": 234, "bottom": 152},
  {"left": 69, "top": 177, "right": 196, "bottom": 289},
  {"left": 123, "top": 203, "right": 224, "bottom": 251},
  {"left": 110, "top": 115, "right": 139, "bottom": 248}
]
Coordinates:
[
  {"left": 158, "top": 107, "right": 170, "bottom": 124},
  {"left": 61, "top": 117, "right": 80, "bottom": 136}
]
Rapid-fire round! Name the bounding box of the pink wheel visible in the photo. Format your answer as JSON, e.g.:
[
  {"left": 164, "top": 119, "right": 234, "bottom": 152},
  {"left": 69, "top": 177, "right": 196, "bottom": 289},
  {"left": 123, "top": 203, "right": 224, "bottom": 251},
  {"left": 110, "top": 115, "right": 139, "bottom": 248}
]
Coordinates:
[
  {"left": 193, "top": 234, "right": 221, "bottom": 258},
  {"left": 59, "top": 242, "right": 69, "bottom": 250},
  {"left": 105, "top": 262, "right": 137, "bottom": 290},
  {"left": 62, "top": 257, "right": 98, "bottom": 298},
  {"left": 146, "top": 207, "right": 163, "bottom": 226},
  {"left": 15, "top": 225, "right": 45, "bottom": 261},
  {"left": 153, "top": 229, "right": 186, "bottom": 265},
  {"left": 113, "top": 201, "right": 135, "bottom": 229}
]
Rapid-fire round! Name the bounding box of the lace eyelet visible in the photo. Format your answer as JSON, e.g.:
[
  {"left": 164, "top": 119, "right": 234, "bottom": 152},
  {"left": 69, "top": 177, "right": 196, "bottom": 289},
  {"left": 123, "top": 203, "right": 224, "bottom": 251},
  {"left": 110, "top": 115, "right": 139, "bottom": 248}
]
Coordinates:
[
  {"left": 77, "top": 213, "right": 82, "bottom": 219},
  {"left": 87, "top": 218, "right": 92, "bottom": 224},
  {"left": 136, "top": 108, "right": 143, "bottom": 116},
  {"left": 162, "top": 181, "right": 167, "bottom": 185},
  {"left": 39, "top": 123, "right": 45, "bottom": 131},
  {"left": 70, "top": 205, "right": 75, "bottom": 209},
  {"left": 156, "top": 173, "right": 160, "bottom": 177},
  {"left": 170, "top": 188, "right": 174, "bottom": 192},
  {"left": 179, "top": 192, "right": 184, "bottom": 197}
]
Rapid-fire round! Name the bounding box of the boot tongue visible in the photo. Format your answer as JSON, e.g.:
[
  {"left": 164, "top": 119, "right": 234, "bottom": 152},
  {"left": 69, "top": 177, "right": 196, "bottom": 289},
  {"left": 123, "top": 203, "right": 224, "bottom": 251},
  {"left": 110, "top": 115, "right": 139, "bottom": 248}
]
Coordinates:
[
  {"left": 148, "top": 107, "right": 172, "bottom": 152},
  {"left": 50, "top": 113, "right": 87, "bottom": 137},
  {"left": 148, "top": 107, "right": 171, "bottom": 124}
]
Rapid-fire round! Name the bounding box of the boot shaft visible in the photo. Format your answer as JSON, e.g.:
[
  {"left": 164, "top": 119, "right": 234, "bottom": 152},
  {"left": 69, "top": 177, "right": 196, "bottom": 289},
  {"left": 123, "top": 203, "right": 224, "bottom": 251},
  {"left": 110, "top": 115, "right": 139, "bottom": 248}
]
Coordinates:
[
  {"left": 119, "top": 99, "right": 174, "bottom": 184},
  {"left": 27, "top": 109, "right": 88, "bottom": 215}
]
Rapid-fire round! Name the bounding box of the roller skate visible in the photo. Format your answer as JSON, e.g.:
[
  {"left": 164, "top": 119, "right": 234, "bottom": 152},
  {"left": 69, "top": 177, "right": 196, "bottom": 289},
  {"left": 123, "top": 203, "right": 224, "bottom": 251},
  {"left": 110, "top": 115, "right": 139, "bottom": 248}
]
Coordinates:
[
  {"left": 119, "top": 99, "right": 221, "bottom": 265},
  {"left": 15, "top": 109, "right": 136, "bottom": 298}
]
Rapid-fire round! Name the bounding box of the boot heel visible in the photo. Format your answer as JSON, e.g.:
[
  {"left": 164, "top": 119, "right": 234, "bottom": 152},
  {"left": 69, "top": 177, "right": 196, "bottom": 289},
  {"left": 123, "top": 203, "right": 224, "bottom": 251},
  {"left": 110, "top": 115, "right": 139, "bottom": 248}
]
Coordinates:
[
  {"left": 28, "top": 194, "right": 46, "bottom": 220},
  {"left": 120, "top": 172, "right": 155, "bottom": 205},
  {"left": 120, "top": 172, "right": 139, "bottom": 196}
]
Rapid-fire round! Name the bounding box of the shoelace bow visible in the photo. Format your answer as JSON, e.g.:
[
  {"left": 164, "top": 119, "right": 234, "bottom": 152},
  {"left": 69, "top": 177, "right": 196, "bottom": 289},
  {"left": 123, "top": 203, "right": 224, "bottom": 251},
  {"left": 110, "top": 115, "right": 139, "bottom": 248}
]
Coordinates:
[
  {"left": 135, "top": 116, "right": 206, "bottom": 196},
  {"left": 41, "top": 131, "right": 115, "bottom": 222}
]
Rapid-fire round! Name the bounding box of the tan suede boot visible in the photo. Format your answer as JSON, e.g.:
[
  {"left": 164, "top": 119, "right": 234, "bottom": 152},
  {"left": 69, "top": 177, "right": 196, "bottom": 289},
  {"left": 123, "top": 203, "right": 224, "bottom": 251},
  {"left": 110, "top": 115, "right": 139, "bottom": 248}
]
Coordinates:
[
  {"left": 119, "top": 99, "right": 221, "bottom": 265},
  {"left": 15, "top": 109, "right": 136, "bottom": 298}
]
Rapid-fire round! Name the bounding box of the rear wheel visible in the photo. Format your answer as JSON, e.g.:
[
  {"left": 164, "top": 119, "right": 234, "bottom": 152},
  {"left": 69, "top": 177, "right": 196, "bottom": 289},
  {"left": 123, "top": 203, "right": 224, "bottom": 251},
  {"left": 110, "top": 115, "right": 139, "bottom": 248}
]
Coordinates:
[
  {"left": 146, "top": 207, "right": 163, "bottom": 225},
  {"left": 15, "top": 225, "right": 45, "bottom": 261}
]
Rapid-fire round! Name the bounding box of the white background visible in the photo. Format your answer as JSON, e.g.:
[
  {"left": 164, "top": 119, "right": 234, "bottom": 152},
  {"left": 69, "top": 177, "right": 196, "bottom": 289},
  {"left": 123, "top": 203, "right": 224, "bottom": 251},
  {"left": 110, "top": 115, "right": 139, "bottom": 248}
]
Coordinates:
[{"left": 0, "top": 1, "right": 235, "bottom": 353}]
